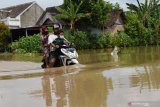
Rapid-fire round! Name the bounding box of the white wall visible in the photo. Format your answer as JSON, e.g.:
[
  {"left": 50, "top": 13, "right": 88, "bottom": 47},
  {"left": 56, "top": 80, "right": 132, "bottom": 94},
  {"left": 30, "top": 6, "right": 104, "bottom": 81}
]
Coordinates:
[
  {"left": 1, "top": 17, "right": 20, "bottom": 29},
  {"left": 8, "top": 17, "right": 20, "bottom": 27}
]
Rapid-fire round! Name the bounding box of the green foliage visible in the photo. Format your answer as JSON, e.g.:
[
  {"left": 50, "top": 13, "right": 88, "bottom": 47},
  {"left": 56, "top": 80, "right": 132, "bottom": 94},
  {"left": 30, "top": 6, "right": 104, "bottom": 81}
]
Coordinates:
[
  {"left": 111, "top": 32, "right": 132, "bottom": 47},
  {"left": 124, "top": 12, "right": 158, "bottom": 46},
  {"left": 64, "top": 30, "right": 90, "bottom": 49},
  {"left": 0, "top": 23, "right": 10, "bottom": 50},
  {"left": 63, "top": 0, "right": 113, "bottom": 29},
  {"left": 61, "top": 0, "right": 160, "bottom": 48},
  {"left": 64, "top": 31, "right": 75, "bottom": 43},
  {"left": 47, "top": 26, "right": 53, "bottom": 33},
  {"left": 126, "top": 0, "right": 160, "bottom": 27},
  {"left": 126, "top": 0, "right": 151, "bottom": 27},
  {"left": 130, "top": 38, "right": 141, "bottom": 46},
  {"left": 126, "top": 0, "right": 160, "bottom": 45},
  {"left": 73, "top": 30, "right": 90, "bottom": 49},
  {"left": 113, "top": 2, "right": 121, "bottom": 9},
  {"left": 90, "top": 1, "right": 112, "bottom": 28},
  {"left": 15, "top": 49, "right": 27, "bottom": 54},
  {"left": 96, "top": 32, "right": 111, "bottom": 48},
  {"left": 65, "top": 30, "right": 135, "bottom": 49},
  {"left": 56, "top": 0, "right": 87, "bottom": 30},
  {"left": 124, "top": 12, "right": 142, "bottom": 39},
  {"left": 11, "top": 34, "right": 41, "bottom": 53},
  {"left": 63, "top": 0, "right": 96, "bottom": 13},
  {"left": 10, "top": 42, "right": 18, "bottom": 51}
]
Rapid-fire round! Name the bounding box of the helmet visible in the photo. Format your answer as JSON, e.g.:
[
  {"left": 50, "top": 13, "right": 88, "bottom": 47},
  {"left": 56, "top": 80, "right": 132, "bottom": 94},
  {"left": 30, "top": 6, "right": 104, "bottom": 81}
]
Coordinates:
[{"left": 53, "top": 23, "right": 60, "bottom": 29}]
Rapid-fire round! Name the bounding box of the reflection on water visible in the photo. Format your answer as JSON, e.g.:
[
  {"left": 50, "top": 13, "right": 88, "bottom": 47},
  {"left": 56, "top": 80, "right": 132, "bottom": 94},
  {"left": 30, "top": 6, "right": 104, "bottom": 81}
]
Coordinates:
[
  {"left": 41, "top": 67, "right": 113, "bottom": 107},
  {"left": 0, "top": 46, "right": 160, "bottom": 107},
  {"left": 130, "top": 65, "right": 160, "bottom": 90},
  {"left": 42, "top": 75, "right": 52, "bottom": 106}
]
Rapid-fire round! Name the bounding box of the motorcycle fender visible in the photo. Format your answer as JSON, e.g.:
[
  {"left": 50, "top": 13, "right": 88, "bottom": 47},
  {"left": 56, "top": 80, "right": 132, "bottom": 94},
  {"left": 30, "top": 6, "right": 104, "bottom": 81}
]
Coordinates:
[{"left": 71, "top": 59, "right": 79, "bottom": 64}]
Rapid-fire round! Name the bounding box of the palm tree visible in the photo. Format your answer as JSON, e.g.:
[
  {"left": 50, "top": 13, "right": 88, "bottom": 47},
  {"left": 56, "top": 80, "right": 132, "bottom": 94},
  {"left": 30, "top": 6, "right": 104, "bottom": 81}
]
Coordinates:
[
  {"left": 150, "top": 0, "right": 160, "bottom": 43},
  {"left": 127, "top": 0, "right": 150, "bottom": 27},
  {"left": 127, "top": 0, "right": 160, "bottom": 28},
  {"left": 127, "top": 0, "right": 160, "bottom": 44},
  {"left": 55, "top": 0, "right": 88, "bottom": 31}
]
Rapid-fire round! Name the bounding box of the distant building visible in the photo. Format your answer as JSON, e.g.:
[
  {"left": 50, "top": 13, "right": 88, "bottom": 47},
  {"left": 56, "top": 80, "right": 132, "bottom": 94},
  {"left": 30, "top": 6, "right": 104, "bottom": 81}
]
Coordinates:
[
  {"left": 0, "top": 10, "right": 10, "bottom": 19},
  {"left": 89, "top": 9, "right": 125, "bottom": 35},
  {"left": 104, "top": 9, "right": 125, "bottom": 34},
  {"left": 0, "top": 1, "right": 44, "bottom": 29},
  {"left": 0, "top": 2, "right": 45, "bottom": 42},
  {"left": 36, "top": 7, "right": 63, "bottom": 28}
]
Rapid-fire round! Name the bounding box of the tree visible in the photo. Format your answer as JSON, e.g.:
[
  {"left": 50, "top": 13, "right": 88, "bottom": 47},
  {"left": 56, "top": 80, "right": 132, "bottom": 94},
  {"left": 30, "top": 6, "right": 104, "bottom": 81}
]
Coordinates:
[
  {"left": 113, "top": 2, "right": 121, "bottom": 9},
  {"left": 126, "top": 0, "right": 160, "bottom": 44},
  {"left": 149, "top": 0, "right": 160, "bottom": 43},
  {"left": 126, "top": 0, "right": 150, "bottom": 27},
  {"left": 90, "top": 0, "right": 112, "bottom": 28},
  {"left": 124, "top": 12, "right": 143, "bottom": 38},
  {"left": 63, "top": 0, "right": 97, "bottom": 13},
  {"left": 63, "top": 0, "right": 113, "bottom": 29},
  {"left": 126, "top": 0, "right": 160, "bottom": 28},
  {"left": 0, "top": 22, "right": 10, "bottom": 51},
  {"left": 55, "top": 0, "right": 87, "bottom": 31}
]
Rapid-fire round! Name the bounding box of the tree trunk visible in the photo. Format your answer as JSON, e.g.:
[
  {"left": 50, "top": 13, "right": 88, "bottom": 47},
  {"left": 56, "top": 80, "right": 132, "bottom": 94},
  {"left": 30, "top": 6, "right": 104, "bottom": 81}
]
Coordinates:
[{"left": 70, "top": 20, "right": 75, "bottom": 35}]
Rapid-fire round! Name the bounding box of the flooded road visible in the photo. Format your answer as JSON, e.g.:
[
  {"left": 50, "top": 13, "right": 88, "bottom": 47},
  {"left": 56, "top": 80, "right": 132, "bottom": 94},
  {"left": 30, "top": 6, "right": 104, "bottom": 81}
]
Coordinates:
[{"left": 0, "top": 46, "right": 160, "bottom": 107}]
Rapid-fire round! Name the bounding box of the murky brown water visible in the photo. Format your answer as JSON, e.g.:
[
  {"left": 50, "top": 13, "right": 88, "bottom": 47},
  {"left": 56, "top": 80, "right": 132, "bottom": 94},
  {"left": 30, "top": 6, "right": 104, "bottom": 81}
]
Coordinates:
[{"left": 0, "top": 46, "right": 160, "bottom": 107}]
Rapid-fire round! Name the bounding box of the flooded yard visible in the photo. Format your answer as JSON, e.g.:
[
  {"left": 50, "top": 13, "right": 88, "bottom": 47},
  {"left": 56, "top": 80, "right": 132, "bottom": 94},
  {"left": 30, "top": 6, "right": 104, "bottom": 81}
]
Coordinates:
[{"left": 0, "top": 46, "right": 160, "bottom": 107}]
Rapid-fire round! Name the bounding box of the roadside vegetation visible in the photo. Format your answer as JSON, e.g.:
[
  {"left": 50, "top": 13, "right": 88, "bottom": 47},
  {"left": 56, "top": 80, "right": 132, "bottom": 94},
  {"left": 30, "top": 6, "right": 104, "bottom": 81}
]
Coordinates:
[
  {"left": 0, "top": 22, "right": 10, "bottom": 51},
  {"left": 10, "top": 34, "right": 41, "bottom": 53},
  {"left": 1, "top": 0, "right": 159, "bottom": 53}
]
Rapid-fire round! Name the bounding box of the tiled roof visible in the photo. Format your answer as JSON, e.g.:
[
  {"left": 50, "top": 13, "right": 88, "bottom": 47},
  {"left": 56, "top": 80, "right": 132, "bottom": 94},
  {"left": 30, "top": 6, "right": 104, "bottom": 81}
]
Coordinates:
[
  {"left": 1, "top": 2, "right": 35, "bottom": 18},
  {"left": 105, "top": 9, "right": 125, "bottom": 28},
  {"left": 46, "top": 7, "right": 60, "bottom": 15},
  {"left": 36, "top": 6, "right": 61, "bottom": 26}
]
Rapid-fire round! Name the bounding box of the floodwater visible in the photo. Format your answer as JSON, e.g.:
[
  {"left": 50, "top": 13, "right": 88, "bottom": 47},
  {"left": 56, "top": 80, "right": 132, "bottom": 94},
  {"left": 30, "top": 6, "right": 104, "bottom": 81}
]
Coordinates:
[{"left": 0, "top": 46, "right": 160, "bottom": 107}]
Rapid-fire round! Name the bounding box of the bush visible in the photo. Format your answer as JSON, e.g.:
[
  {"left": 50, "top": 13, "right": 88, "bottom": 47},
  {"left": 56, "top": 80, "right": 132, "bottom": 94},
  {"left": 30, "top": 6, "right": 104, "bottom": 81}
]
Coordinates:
[
  {"left": 0, "top": 23, "right": 10, "bottom": 50},
  {"left": 64, "top": 30, "right": 90, "bottom": 49},
  {"left": 64, "top": 31, "right": 75, "bottom": 43},
  {"left": 73, "top": 30, "right": 90, "bottom": 49},
  {"left": 9, "top": 29, "right": 137, "bottom": 53},
  {"left": 65, "top": 30, "right": 133, "bottom": 49},
  {"left": 11, "top": 34, "right": 41, "bottom": 53},
  {"left": 96, "top": 32, "right": 111, "bottom": 48},
  {"left": 130, "top": 38, "right": 140, "bottom": 46},
  {"left": 142, "top": 28, "right": 155, "bottom": 45},
  {"left": 110, "top": 32, "right": 132, "bottom": 47}
]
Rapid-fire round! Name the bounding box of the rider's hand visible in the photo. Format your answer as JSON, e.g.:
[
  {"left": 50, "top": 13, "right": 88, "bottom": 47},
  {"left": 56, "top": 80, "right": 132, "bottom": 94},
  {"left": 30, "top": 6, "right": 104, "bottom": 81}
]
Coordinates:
[
  {"left": 64, "top": 40, "right": 68, "bottom": 44},
  {"left": 64, "top": 40, "right": 69, "bottom": 45},
  {"left": 51, "top": 43, "right": 55, "bottom": 47},
  {"left": 55, "top": 45, "right": 59, "bottom": 48}
]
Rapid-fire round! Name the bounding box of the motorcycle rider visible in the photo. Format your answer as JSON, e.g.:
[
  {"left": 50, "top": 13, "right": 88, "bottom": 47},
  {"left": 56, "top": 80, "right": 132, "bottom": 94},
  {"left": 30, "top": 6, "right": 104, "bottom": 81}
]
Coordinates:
[
  {"left": 52, "top": 30, "right": 69, "bottom": 47},
  {"left": 50, "top": 30, "right": 71, "bottom": 67},
  {"left": 47, "top": 23, "right": 61, "bottom": 68},
  {"left": 40, "top": 25, "right": 50, "bottom": 68}
]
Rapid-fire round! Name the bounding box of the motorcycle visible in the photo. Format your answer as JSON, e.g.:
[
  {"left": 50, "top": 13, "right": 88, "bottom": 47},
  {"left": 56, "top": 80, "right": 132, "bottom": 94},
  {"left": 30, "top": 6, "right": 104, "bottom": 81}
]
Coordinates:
[{"left": 41, "top": 44, "right": 79, "bottom": 68}]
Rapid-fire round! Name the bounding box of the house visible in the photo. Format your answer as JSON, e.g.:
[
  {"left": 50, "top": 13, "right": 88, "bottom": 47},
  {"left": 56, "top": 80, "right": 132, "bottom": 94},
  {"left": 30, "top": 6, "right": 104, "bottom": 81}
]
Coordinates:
[
  {"left": 0, "top": 10, "right": 10, "bottom": 19},
  {"left": 89, "top": 9, "right": 125, "bottom": 35},
  {"left": 0, "top": 1, "right": 45, "bottom": 42},
  {"left": 0, "top": 1, "right": 44, "bottom": 29},
  {"left": 104, "top": 9, "right": 125, "bottom": 34},
  {"left": 36, "top": 6, "right": 63, "bottom": 28}
]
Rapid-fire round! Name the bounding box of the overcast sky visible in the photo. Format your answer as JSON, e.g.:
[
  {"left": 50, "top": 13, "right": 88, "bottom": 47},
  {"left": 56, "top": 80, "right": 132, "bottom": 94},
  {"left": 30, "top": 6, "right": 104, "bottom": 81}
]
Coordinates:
[
  {"left": 106, "top": 0, "right": 138, "bottom": 10},
  {"left": 0, "top": 0, "right": 63, "bottom": 9},
  {"left": 0, "top": 0, "right": 143, "bottom": 10}
]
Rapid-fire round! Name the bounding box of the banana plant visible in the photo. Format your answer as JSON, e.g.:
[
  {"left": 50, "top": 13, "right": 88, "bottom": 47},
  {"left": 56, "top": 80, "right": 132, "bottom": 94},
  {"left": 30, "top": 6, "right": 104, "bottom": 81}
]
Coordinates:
[
  {"left": 126, "top": 0, "right": 155, "bottom": 27},
  {"left": 55, "top": 0, "right": 88, "bottom": 31}
]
